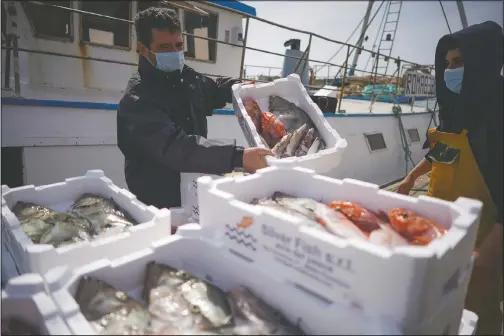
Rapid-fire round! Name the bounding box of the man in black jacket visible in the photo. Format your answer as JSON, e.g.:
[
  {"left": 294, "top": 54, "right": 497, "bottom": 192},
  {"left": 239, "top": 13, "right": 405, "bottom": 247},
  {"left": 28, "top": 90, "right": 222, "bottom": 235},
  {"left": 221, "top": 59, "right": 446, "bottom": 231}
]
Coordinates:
[{"left": 117, "top": 7, "right": 272, "bottom": 209}]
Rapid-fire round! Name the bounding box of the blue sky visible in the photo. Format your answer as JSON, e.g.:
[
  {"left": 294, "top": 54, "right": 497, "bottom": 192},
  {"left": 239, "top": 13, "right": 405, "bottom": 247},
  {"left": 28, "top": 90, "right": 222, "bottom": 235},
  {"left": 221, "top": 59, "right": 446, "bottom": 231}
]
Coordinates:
[{"left": 241, "top": 1, "right": 503, "bottom": 78}]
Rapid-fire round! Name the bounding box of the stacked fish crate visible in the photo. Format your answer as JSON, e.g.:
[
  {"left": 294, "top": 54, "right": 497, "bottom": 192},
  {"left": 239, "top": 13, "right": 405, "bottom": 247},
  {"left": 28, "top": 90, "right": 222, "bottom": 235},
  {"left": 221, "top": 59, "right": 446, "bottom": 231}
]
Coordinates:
[{"left": 0, "top": 75, "right": 479, "bottom": 335}]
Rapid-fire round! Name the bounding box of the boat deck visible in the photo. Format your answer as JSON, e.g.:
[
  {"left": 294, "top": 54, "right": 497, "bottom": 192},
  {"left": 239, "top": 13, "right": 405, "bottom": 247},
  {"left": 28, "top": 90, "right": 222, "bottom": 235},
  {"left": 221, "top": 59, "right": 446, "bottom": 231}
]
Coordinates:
[{"left": 384, "top": 173, "right": 430, "bottom": 197}]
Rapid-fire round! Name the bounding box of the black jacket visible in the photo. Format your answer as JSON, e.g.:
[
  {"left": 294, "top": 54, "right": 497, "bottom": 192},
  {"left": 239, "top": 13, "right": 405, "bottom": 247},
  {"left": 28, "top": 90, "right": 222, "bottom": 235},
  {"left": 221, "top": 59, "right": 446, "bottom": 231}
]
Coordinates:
[
  {"left": 117, "top": 56, "right": 242, "bottom": 209},
  {"left": 431, "top": 21, "right": 503, "bottom": 222}
]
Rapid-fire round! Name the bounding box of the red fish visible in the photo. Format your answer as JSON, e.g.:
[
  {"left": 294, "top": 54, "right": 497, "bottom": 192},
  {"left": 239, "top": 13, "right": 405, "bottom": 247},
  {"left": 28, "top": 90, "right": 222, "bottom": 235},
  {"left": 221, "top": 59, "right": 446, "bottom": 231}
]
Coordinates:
[
  {"left": 242, "top": 97, "right": 262, "bottom": 133},
  {"left": 261, "top": 111, "right": 287, "bottom": 147},
  {"left": 387, "top": 208, "right": 447, "bottom": 245},
  {"left": 328, "top": 201, "right": 381, "bottom": 234}
]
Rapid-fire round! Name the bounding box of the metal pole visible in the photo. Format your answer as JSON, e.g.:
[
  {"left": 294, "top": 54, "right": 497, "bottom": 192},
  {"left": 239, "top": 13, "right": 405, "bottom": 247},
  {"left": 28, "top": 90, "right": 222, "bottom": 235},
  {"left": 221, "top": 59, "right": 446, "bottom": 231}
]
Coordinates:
[
  {"left": 337, "top": 45, "right": 351, "bottom": 113},
  {"left": 4, "top": 35, "right": 12, "bottom": 89},
  {"left": 293, "top": 34, "right": 312, "bottom": 75},
  {"left": 299, "top": 34, "right": 312, "bottom": 82},
  {"left": 11, "top": 34, "right": 20, "bottom": 96},
  {"left": 239, "top": 17, "right": 250, "bottom": 78},
  {"left": 349, "top": 0, "right": 375, "bottom": 77},
  {"left": 456, "top": 1, "right": 468, "bottom": 28}
]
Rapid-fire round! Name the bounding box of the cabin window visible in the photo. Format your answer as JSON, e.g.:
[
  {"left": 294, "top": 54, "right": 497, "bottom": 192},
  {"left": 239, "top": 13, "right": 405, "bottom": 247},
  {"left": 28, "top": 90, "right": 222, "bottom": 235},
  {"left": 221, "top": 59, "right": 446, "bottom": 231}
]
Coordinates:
[
  {"left": 364, "top": 133, "right": 387, "bottom": 152},
  {"left": 407, "top": 128, "right": 420, "bottom": 143},
  {"left": 137, "top": 1, "right": 179, "bottom": 14},
  {"left": 21, "top": 1, "right": 73, "bottom": 40},
  {"left": 81, "top": 1, "right": 131, "bottom": 49},
  {"left": 183, "top": 11, "right": 218, "bottom": 62}
]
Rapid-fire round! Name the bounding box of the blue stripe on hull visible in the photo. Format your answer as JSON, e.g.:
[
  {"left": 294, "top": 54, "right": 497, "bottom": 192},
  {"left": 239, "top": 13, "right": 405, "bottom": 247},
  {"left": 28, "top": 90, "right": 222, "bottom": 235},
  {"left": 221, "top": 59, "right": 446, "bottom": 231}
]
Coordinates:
[{"left": 1, "top": 97, "right": 433, "bottom": 118}]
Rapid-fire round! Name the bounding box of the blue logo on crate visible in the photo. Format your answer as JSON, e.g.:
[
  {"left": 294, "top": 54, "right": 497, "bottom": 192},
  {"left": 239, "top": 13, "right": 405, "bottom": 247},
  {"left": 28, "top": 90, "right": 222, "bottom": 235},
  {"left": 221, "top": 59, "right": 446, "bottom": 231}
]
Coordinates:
[{"left": 225, "top": 216, "right": 257, "bottom": 251}]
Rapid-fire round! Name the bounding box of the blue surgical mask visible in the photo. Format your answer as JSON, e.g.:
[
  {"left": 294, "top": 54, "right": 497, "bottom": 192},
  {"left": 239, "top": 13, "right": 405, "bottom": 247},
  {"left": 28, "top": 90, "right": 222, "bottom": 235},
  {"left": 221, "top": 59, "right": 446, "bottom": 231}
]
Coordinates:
[
  {"left": 444, "top": 67, "right": 464, "bottom": 94},
  {"left": 154, "top": 51, "right": 185, "bottom": 73}
]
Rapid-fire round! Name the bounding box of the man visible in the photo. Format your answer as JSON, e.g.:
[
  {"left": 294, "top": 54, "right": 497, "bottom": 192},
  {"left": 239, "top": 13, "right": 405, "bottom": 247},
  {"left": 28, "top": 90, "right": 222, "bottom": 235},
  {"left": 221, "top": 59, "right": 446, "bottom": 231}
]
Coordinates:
[
  {"left": 396, "top": 21, "right": 502, "bottom": 334},
  {"left": 117, "top": 7, "right": 272, "bottom": 210}
]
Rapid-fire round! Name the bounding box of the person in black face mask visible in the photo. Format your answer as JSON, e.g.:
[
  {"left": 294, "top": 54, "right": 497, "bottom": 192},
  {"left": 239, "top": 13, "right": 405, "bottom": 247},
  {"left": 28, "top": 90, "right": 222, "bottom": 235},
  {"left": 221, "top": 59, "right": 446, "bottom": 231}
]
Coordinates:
[
  {"left": 117, "top": 7, "right": 273, "bottom": 210},
  {"left": 396, "top": 21, "right": 503, "bottom": 334}
]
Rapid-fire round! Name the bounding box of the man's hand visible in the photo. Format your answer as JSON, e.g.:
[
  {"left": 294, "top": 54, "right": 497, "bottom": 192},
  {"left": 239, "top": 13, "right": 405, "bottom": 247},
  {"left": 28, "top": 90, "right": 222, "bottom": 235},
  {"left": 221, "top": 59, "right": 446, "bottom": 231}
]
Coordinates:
[
  {"left": 396, "top": 175, "right": 415, "bottom": 195},
  {"left": 243, "top": 147, "right": 273, "bottom": 173}
]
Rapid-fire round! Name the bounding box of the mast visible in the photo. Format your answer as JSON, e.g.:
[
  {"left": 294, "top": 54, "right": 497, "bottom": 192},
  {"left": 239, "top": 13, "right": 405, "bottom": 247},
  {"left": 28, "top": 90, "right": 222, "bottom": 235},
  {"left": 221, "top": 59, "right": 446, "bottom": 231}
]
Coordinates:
[
  {"left": 349, "top": 0, "right": 375, "bottom": 76},
  {"left": 456, "top": 1, "right": 468, "bottom": 28}
]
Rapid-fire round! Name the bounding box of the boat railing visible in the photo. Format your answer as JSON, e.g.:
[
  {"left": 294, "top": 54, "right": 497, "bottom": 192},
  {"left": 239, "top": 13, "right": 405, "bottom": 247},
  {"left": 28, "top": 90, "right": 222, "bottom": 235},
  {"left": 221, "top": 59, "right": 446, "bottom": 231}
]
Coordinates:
[{"left": 1, "top": 0, "right": 436, "bottom": 114}]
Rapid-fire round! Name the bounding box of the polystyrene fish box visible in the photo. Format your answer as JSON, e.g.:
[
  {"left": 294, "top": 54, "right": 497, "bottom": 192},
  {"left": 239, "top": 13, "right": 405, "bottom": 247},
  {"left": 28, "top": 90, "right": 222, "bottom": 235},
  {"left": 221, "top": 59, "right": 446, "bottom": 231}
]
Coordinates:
[
  {"left": 1, "top": 240, "right": 20, "bottom": 288},
  {"left": 43, "top": 226, "right": 474, "bottom": 335},
  {"left": 458, "top": 310, "right": 478, "bottom": 335},
  {"left": 196, "top": 166, "right": 481, "bottom": 331},
  {"left": 231, "top": 74, "right": 347, "bottom": 173},
  {"left": 1, "top": 170, "right": 171, "bottom": 275},
  {"left": 180, "top": 172, "right": 221, "bottom": 221},
  {"left": 1, "top": 273, "right": 72, "bottom": 334}
]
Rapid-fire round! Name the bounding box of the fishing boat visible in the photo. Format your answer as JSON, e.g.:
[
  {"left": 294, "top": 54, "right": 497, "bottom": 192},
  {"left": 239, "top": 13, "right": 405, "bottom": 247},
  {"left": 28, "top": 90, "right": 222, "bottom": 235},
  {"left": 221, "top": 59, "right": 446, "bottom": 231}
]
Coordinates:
[{"left": 1, "top": 0, "right": 453, "bottom": 192}]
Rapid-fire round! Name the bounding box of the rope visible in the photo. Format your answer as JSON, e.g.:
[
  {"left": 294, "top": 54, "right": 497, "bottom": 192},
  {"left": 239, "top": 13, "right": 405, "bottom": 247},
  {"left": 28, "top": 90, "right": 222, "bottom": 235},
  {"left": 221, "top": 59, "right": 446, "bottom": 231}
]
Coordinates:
[
  {"left": 364, "top": 1, "right": 389, "bottom": 73},
  {"left": 392, "top": 105, "right": 416, "bottom": 175},
  {"left": 438, "top": 1, "right": 452, "bottom": 33},
  {"left": 315, "top": 1, "right": 386, "bottom": 76}
]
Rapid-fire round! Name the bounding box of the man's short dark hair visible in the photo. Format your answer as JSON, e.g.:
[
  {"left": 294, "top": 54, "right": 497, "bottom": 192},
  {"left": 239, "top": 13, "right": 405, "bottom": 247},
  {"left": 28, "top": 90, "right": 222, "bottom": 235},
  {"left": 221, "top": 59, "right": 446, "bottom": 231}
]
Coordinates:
[{"left": 134, "top": 7, "right": 181, "bottom": 47}]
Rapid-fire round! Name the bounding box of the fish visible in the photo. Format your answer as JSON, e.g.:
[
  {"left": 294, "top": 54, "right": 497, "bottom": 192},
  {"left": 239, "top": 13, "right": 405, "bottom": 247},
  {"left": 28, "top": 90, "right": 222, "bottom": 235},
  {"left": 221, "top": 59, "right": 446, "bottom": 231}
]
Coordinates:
[
  {"left": 74, "top": 276, "right": 158, "bottom": 335},
  {"left": 294, "top": 128, "right": 316, "bottom": 157},
  {"left": 179, "top": 278, "right": 234, "bottom": 328},
  {"left": 143, "top": 262, "right": 233, "bottom": 333},
  {"left": 368, "top": 222, "right": 410, "bottom": 248},
  {"left": 268, "top": 96, "right": 310, "bottom": 133},
  {"left": 306, "top": 137, "right": 320, "bottom": 155},
  {"left": 242, "top": 97, "right": 262, "bottom": 133},
  {"left": 328, "top": 201, "right": 382, "bottom": 234},
  {"left": 271, "top": 133, "right": 293, "bottom": 158},
  {"left": 313, "top": 203, "right": 368, "bottom": 240},
  {"left": 228, "top": 285, "right": 304, "bottom": 335},
  {"left": 271, "top": 192, "right": 319, "bottom": 221},
  {"left": 387, "top": 208, "right": 447, "bottom": 245},
  {"left": 285, "top": 124, "right": 310, "bottom": 156},
  {"left": 70, "top": 194, "right": 136, "bottom": 235},
  {"left": 1, "top": 318, "right": 39, "bottom": 335},
  {"left": 12, "top": 201, "right": 93, "bottom": 246},
  {"left": 317, "top": 139, "right": 327, "bottom": 151},
  {"left": 38, "top": 212, "right": 94, "bottom": 247},
  {"left": 261, "top": 112, "right": 287, "bottom": 148}
]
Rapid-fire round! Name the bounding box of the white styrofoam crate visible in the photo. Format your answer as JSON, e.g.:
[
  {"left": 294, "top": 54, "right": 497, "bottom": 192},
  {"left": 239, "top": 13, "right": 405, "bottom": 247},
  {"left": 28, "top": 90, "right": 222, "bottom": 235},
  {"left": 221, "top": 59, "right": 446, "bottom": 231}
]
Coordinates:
[
  {"left": 1, "top": 239, "right": 20, "bottom": 288},
  {"left": 458, "top": 310, "right": 478, "bottom": 335},
  {"left": 196, "top": 166, "right": 481, "bottom": 330},
  {"left": 231, "top": 74, "right": 347, "bottom": 173},
  {"left": 168, "top": 207, "right": 191, "bottom": 234},
  {"left": 1, "top": 273, "right": 72, "bottom": 334},
  {"left": 43, "top": 225, "right": 474, "bottom": 335},
  {"left": 1, "top": 170, "right": 171, "bottom": 275},
  {"left": 180, "top": 172, "right": 221, "bottom": 221}
]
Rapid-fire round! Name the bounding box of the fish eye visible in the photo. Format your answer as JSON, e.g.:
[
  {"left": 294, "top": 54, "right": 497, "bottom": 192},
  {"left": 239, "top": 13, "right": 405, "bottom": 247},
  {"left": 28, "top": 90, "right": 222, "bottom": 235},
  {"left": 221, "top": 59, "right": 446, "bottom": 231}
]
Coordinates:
[{"left": 191, "top": 305, "right": 201, "bottom": 313}]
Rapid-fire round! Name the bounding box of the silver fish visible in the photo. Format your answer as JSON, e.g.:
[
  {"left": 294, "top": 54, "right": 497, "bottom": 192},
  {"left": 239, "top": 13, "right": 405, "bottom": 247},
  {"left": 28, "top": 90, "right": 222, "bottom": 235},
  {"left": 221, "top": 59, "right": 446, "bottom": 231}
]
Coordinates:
[
  {"left": 70, "top": 194, "right": 136, "bottom": 235},
  {"left": 228, "top": 285, "right": 304, "bottom": 335},
  {"left": 313, "top": 203, "right": 368, "bottom": 240},
  {"left": 75, "top": 276, "right": 158, "bottom": 335},
  {"left": 294, "top": 128, "right": 316, "bottom": 157},
  {"left": 269, "top": 96, "right": 310, "bottom": 133},
  {"left": 285, "top": 124, "right": 310, "bottom": 156},
  {"left": 143, "top": 262, "right": 233, "bottom": 333},
  {"left": 39, "top": 212, "right": 93, "bottom": 247},
  {"left": 317, "top": 139, "right": 327, "bottom": 151},
  {"left": 180, "top": 278, "right": 234, "bottom": 329},
  {"left": 271, "top": 133, "right": 293, "bottom": 158},
  {"left": 306, "top": 137, "right": 320, "bottom": 155},
  {"left": 368, "top": 223, "right": 409, "bottom": 248},
  {"left": 13, "top": 202, "right": 93, "bottom": 246},
  {"left": 1, "top": 318, "right": 39, "bottom": 335}
]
